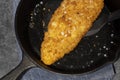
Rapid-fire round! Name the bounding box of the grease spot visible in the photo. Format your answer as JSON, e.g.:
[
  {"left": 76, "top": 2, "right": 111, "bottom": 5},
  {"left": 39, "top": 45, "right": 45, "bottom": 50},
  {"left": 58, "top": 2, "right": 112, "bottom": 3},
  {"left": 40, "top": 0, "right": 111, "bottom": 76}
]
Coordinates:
[
  {"left": 97, "top": 53, "right": 102, "bottom": 56},
  {"left": 90, "top": 60, "right": 94, "bottom": 63},
  {"left": 103, "top": 46, "right": 106, "bottom": 49},
  {"left": 110, "top": 41, "right": 114, "bottom": 44},
  {"left": 111, "top": 34, "right": 114, "bottom": 37},
  {"left": 104, "top": 54, "right": 108, "bottom": 57},
  {"left": 40, "top": 1, "right": 43, "bottom": 5}
]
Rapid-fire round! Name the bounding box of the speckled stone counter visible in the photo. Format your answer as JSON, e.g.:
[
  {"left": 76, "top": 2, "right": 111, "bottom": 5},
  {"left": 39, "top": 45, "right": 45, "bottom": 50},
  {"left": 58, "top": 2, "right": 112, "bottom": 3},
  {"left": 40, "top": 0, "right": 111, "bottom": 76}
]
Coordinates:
[
  {"left": 0, "top": 0, "right": 21, "bottom": 78},
  {"left": 0, "top": 0, "right": 120, "bottom": 80}
]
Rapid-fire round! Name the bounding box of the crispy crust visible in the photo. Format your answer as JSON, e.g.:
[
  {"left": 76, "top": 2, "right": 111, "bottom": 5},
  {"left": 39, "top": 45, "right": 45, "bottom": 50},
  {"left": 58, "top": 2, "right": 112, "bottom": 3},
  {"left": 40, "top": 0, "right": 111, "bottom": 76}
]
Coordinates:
[{"left": 41, "top": 0, "right": 104, "bottom": 65}]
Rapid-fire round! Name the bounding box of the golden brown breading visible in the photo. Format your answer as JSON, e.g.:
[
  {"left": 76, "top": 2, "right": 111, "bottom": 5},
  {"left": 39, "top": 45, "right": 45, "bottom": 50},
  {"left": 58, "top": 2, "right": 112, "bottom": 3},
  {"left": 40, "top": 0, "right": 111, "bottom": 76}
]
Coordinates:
[{"left": 41, "top": 0, "right": 104, "bottom": 65}]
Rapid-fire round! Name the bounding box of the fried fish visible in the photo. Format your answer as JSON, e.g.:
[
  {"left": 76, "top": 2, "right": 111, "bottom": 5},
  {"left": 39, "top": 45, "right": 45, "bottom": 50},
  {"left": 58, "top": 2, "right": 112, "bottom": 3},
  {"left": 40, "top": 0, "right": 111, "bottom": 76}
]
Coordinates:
[{"left": 41, "top": 0, "right": 104, "bottom": 65}]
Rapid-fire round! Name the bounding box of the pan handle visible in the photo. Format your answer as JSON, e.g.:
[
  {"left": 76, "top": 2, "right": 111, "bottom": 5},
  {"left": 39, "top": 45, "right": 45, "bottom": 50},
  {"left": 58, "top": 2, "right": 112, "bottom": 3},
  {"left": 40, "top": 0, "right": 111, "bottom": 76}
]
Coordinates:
[{"left": 0, "top": 53, "right": 36, "bottom": 80}]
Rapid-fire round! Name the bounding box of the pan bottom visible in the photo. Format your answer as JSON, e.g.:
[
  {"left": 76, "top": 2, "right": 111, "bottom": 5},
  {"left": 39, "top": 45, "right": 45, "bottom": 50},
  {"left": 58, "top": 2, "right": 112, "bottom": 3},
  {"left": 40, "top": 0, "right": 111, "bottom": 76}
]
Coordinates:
[{"left": 28, "top": 0, "right": 120, "bottom": 74}]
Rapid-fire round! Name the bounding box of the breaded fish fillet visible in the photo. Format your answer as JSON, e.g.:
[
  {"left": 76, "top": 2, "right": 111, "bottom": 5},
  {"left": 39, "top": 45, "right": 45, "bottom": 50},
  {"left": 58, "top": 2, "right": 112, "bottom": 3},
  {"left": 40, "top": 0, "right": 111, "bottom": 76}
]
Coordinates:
[{"left": 41, "top": 0, "right": 104, "bottom": 65}]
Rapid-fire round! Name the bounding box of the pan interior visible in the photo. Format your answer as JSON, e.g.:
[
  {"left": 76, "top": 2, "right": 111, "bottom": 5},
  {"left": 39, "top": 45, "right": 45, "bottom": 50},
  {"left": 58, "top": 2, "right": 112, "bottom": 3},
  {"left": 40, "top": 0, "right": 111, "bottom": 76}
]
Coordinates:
[{"left": 27, "top": 0, "right": 120, "bottom": 74}]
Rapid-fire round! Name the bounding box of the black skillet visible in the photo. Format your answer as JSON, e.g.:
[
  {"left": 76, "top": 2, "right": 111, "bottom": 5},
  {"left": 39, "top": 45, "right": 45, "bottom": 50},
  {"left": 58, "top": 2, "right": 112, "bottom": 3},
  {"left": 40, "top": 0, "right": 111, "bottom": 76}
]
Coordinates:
[{"left": 1, "top": 0, "right": 120, "bottom": 80}]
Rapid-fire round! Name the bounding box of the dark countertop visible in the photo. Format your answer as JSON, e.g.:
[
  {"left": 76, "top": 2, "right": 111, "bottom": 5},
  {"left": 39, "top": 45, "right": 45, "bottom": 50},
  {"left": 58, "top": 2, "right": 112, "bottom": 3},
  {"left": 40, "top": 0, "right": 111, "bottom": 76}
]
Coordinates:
[{"left": 0, "top": 0, "right": 120, "bottom": 80}]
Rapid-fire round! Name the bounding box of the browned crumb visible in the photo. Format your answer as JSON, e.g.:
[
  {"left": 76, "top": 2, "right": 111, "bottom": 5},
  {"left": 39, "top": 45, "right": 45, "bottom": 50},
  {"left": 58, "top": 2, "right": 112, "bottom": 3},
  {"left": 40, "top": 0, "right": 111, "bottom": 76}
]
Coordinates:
[{"left": 41, "top": 0, "right": 104, "bottom": 65}]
